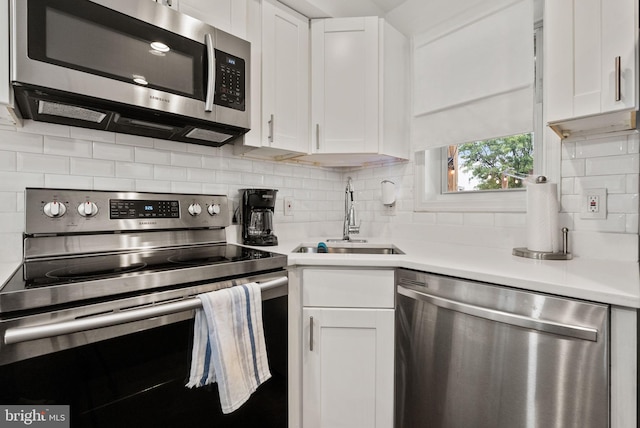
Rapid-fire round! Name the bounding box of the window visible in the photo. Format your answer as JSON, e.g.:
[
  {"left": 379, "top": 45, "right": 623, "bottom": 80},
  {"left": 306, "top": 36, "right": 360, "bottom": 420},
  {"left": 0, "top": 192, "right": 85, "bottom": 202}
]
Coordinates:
[
  {"left": 445, "top": 132, "right": 534, "bottom": 192},
  {"left": 414, "top": 1, "right": 545, "bottom": 212}
]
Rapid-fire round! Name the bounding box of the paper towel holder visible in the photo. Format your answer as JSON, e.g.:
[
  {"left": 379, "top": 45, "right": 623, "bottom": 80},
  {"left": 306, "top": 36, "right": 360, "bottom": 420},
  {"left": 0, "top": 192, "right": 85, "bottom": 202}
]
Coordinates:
[{"left": 512, "top": 227, "right": 573, "bottom": 260}]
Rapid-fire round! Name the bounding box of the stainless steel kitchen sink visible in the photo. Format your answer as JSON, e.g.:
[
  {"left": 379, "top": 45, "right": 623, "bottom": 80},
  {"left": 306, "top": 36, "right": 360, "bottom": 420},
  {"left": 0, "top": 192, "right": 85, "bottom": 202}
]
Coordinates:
[{"left": 293, "top": 243, "right": 405, "bottom": 255}]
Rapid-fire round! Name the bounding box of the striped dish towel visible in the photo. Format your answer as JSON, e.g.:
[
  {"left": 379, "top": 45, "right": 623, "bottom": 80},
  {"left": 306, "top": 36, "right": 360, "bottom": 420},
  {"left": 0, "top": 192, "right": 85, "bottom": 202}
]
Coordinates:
[{"left": 186, "top": 282, "right": 271, "bottom": 413}]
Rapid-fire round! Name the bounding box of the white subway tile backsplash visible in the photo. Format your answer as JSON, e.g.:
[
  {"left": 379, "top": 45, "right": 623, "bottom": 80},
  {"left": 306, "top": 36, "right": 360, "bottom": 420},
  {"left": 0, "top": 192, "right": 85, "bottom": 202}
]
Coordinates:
[
  {"left": 561, "top": 159, "right": 586, "bottom": 177},
  {"left": 585, "top": 155, "right": 638, "bottom": 176},
  {"left": 241, "top": 173, "right": 266, "bottom": 186},
  {"left": 217, "top": 170, "right": 243, "bottom": 185},
  {"left": 115, "top": 133, "right": 155, "bottom": 148},
  {"left": 626, "top": 214, "right": 638, "bottom": 234},
  {"left": 187, "top": 168, "right": 216, "bottom": 183},
  {"left": 561, "top": 177, "right": 574, "bottom": 194},
  {"left": 0, "top": 171, "right": 44, "bottom": 191},
  {"left": 560, "top": 195, "right": 581, "bottom": 212},
  {"left": 70, "top": 158, "right": 115, "bottom": 177},
  {"left": 171, "top": 181, "right": 202, "bottom": 194},
  {"left": 155, "top": 139, "right": 188, "bottom": 153},
  {"left": 0, "top": 192, "right": 17, "bottom": 212},
  {"left": 18, "top": 153, "right": 69, "bottom": 174},
  {"left": 0, "top": 151, "right": 16, "bottom": 171},
  {"left": 202, "top": 155, "right": 227, "bottom": 170},
  {"left": 228, "top": 158, "right": 253, "bottom": 172},
  {"left": 0, "top": 129, "right": 43, "bottom": 153},
  {"left": 94, "top": 177, "right": 135, "bottom": 191},
  {"left": 0, "top": 212, "right": 24, "bottom": 232},
  {"left": 135, "top": 147, "right": 171, "bottom": 165},
  {"left": 69, "top": 127, "right": 116, "bottom": 144},
  {"left": 44, "top": 136, "right": 92, "bottom": 158},
  {"left": 628, "top": 133, "right": 639, "bottom": 154},
  {"left": 609, "top": 193, "right": 639, "bottom": 214},
  {"left": 494, "top": 213, "right": 526, "bottom": 228},
  {"left": 576, "top": 136, "right": 626, "bottom": 158},
  {"left": 463, "top": 213, "right": 494, "bottom": 226},
  {"left": 154, "top": 165, "right": 187, "bottom": 181},
  {"left": 561, "top": 141, "right": 576, "bottom": 159},
  {"left": 186, "top": 143, "right": 220, "bottom": 156},
  {"left": 115, "top": 162, "right": 154, "bottom": 179},
  {"left": 172, "top": 152, "right": 202, "bottom": 168},
  {"left": 45, "top": 174, "right": 93, "bottom": 189},
  {"left": 93, "top": 142, "right": 135, "bottom": 161},
  {"left": 574, "top": 174, "right": 627, "bottom": 194},
  {"left": 19, "top": 120, "right": 70, "bottom": 138},
  {"left": 626, "top": 174, "right": 639, "bottom": 193},
  {"left": 135, "top": 179, "right": 171, "bottom": 193},
  {"left": 436, "top": 212, "right": 463, "bottom": 225},
  {"left": 202, "top": 183, "right": 229, "bottom": 195},
  {"left": 574, "top": 214, "right": 627, "bottom": 233},
  {"left": 253, "top": 161, "right": 274, "bottom": 175}
]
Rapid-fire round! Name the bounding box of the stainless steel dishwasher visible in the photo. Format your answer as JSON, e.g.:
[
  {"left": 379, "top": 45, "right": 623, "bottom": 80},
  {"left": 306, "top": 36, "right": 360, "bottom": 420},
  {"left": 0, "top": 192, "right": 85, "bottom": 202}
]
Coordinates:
[{"left": 395, "top": 269, "right": 609, "bottom": 428}]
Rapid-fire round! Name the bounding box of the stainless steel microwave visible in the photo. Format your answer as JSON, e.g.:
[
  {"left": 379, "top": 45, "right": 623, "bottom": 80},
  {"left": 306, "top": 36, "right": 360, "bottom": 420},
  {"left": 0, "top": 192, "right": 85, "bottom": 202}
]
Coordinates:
[{"left": 10, "top": 0, "right": 250, "bottom": 146}]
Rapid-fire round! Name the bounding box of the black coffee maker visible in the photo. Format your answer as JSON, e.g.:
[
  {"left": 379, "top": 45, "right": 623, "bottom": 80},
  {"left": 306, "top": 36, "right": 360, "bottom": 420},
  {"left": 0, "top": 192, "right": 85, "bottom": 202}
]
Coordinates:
[{"left": 241, "top": 189, "right": 278, "bottom": 246}]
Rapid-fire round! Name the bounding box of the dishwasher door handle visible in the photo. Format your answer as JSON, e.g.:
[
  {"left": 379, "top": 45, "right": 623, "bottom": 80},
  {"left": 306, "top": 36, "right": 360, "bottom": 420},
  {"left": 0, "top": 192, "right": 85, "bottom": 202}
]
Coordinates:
[{"left": 397, "top": 284, "right": 598, "bottom": 342}]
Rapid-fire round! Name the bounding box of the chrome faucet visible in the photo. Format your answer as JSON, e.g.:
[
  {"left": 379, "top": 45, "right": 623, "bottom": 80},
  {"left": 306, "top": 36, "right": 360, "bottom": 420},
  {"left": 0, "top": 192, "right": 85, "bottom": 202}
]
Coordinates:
[{"left": 342, "top": 177, "right": 360, "bottom": 240}]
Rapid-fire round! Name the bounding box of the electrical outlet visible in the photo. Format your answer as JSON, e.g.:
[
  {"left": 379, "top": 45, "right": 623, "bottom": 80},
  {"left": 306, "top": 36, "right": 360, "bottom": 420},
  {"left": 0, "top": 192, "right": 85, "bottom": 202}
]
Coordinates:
[
  {"left": 284, "top": 197, "right": 294, "bottom": 216},
  {"left": 580, "top": 188, "right": 607, "bottom": 219}
]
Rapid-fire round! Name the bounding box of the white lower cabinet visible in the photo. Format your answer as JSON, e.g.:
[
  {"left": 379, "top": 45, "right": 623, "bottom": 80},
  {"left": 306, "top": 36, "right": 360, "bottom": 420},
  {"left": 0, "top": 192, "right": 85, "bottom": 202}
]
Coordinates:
[{"left": 300, "top": 268, "right": 394, "bottom": 428}]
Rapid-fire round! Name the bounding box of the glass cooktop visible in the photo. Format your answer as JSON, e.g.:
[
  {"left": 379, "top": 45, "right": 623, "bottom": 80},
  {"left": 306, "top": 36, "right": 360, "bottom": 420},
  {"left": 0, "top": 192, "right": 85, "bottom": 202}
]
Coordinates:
[{"left": 15, "top": 244, "right": 281, "bottom": 288}]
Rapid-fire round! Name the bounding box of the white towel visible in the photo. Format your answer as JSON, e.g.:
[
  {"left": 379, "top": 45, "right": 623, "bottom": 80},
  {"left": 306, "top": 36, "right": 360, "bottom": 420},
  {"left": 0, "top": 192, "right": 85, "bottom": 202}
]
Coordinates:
[{"left": 186, "top": 282, "right": 272, "bottom": 413}]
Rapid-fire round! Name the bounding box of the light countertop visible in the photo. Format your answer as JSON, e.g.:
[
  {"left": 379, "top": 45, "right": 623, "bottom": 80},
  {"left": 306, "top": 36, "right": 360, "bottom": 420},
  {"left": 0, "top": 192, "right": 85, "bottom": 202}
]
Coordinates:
[
  {"left": 1, "top": 239, "right": 638, "bottom": 308},
  {"left": 270, "top": 238, "right": 640, "bottom": 308}
]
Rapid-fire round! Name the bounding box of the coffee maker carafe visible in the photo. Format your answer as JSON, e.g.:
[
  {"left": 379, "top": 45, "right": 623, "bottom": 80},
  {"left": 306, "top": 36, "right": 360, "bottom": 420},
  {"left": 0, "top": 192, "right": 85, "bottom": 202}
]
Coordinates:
[{"left": 241, "top": 189, "right": 278, "bottom": 246}]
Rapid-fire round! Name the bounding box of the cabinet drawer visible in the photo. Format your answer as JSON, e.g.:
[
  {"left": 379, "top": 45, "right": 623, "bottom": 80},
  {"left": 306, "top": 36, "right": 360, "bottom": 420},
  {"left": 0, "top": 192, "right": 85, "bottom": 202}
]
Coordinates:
[{"left": 302, "top": 269, "right": 394, "bottom": 308}]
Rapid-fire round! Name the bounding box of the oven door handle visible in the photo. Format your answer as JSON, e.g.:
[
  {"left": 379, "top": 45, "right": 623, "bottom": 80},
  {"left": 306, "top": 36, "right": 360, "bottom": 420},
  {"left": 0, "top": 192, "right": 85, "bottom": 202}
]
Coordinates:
[{"left": 4, "top": 276, "right": 288, "bottom": 345}]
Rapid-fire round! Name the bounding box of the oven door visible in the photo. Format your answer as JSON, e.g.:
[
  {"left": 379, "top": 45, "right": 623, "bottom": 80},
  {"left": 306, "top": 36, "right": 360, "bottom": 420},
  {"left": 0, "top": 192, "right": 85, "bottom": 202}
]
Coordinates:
[
  {"left": 0, "top": 273, "right": 287, "bottom": 427},
  {"left": 11, "top": 0, "right": 249, "bottom": 127}
]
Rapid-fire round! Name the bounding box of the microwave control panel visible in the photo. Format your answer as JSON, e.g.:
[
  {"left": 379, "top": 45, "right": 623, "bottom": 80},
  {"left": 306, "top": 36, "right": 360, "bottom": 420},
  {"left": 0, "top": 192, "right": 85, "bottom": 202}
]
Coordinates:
[{"left": 214, "top": 50, "right": 245, "bottom": 111}]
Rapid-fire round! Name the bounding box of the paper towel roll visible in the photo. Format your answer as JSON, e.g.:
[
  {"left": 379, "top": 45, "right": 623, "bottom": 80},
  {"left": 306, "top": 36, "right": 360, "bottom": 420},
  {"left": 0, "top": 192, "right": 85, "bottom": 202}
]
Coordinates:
[{"left": 526, "top": 179, "right": 559, "bottom": 253}]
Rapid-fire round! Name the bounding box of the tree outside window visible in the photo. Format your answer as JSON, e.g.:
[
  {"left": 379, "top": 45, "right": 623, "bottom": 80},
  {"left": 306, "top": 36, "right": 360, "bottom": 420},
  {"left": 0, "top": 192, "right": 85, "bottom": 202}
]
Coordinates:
[{"left": 446, "top": 133, "right": 534, "bottom": 192}]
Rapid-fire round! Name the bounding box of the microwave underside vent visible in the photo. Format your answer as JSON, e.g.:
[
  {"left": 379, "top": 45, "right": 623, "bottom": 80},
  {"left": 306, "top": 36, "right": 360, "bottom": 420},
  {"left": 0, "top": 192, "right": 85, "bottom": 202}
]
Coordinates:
[
  {"left": 38, "top": 100, "right": 107, "bottom": 123},
  {"left": 13, "top": 85, "right": 248, "bottom": 148}
]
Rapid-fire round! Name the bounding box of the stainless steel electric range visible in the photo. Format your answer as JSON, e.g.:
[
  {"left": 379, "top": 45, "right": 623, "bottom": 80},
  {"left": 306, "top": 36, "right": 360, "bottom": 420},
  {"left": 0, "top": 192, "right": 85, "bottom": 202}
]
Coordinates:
[{"left": 0, "top": 188, "right": 288, "bottom": 427}]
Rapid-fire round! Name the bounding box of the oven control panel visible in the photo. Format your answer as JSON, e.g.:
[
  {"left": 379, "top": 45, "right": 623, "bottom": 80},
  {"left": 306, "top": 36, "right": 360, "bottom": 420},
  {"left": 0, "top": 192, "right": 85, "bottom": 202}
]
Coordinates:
[{"left": 26, "top": 188, "right": 231, "bottom": 235}]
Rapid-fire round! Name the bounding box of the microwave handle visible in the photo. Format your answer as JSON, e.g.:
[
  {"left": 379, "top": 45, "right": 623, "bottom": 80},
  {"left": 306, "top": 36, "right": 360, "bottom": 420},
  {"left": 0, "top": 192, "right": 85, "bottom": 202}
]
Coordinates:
[{"left": 205, "top": 33, "right": 215, "bottom": 112}]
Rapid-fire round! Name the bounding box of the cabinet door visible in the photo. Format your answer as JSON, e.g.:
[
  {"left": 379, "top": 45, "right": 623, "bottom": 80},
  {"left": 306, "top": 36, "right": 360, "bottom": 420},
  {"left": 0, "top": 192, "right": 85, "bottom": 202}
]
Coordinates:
[
  {"left": 179, "top": 0, "right": 246, "bottom": 37},
  {"left": 262, "top": 0, "right": 309, "bottom": 153},
  {"left": 546, "top": 0, "right": 637, "bottom": 122},
  {"left": 302, "top": 307, "right": 394, "bottom": 428},
  {"left": 311, "top": 17, "right": 379, "bottom": 154}
]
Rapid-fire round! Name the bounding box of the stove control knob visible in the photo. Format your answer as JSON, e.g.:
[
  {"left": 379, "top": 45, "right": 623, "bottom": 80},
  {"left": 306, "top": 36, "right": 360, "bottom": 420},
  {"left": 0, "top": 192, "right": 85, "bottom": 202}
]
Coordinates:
[
  {"left": 207, "top": 203, "right": 221, "bottom": 216},
  {"left": 77, "top": 201, "right": 99, "bottom": 217},
  {"left": 188, "top": 203, "right": 202, "bottom": 216},
  {"left": 43, "top": 201, "right": 67, "bottom": 218}
]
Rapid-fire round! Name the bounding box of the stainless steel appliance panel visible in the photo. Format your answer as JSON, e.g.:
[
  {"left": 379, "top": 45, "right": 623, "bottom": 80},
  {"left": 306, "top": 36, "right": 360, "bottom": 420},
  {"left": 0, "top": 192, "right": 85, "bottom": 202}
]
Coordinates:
[
  {"left": 395, "top": 269, "right": 609, "bottom": 428},
  {"left": 10, "top": 0, "right": 250, "bottom": 144}
]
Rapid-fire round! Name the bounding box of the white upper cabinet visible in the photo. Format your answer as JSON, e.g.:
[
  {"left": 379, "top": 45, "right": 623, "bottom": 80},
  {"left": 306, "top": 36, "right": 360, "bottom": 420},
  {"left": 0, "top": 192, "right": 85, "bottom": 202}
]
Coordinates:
[
  {"left": 177, "top": 0, "right": 247, "bottom": 37},
  {"left": 300, "top": 16, "right": 409, "bottom": 166},
  {"left": 235, "top": 0, "right": 310, "bottom": 159},
  {"left": 260, "top": 0, "right": 310, "bottom": 155},
  {"left": 545, "top": 0, "right": 639, "bottom": 139}
]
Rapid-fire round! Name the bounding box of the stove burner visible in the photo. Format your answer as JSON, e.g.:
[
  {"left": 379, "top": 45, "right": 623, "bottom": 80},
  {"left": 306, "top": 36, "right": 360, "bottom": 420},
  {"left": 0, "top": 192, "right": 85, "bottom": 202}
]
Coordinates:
[
  {"left": 45, "top": 262, "right": 148, "bottom": 280},
  {"left": 167, "top": 255, "right": 229, "bottom": 265}
]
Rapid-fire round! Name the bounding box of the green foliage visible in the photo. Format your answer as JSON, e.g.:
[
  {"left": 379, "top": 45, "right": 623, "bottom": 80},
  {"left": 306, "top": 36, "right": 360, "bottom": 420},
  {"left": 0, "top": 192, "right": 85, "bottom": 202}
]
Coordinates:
[{"left": 458, "top": 134, "right": 534, "bottom": 190}]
